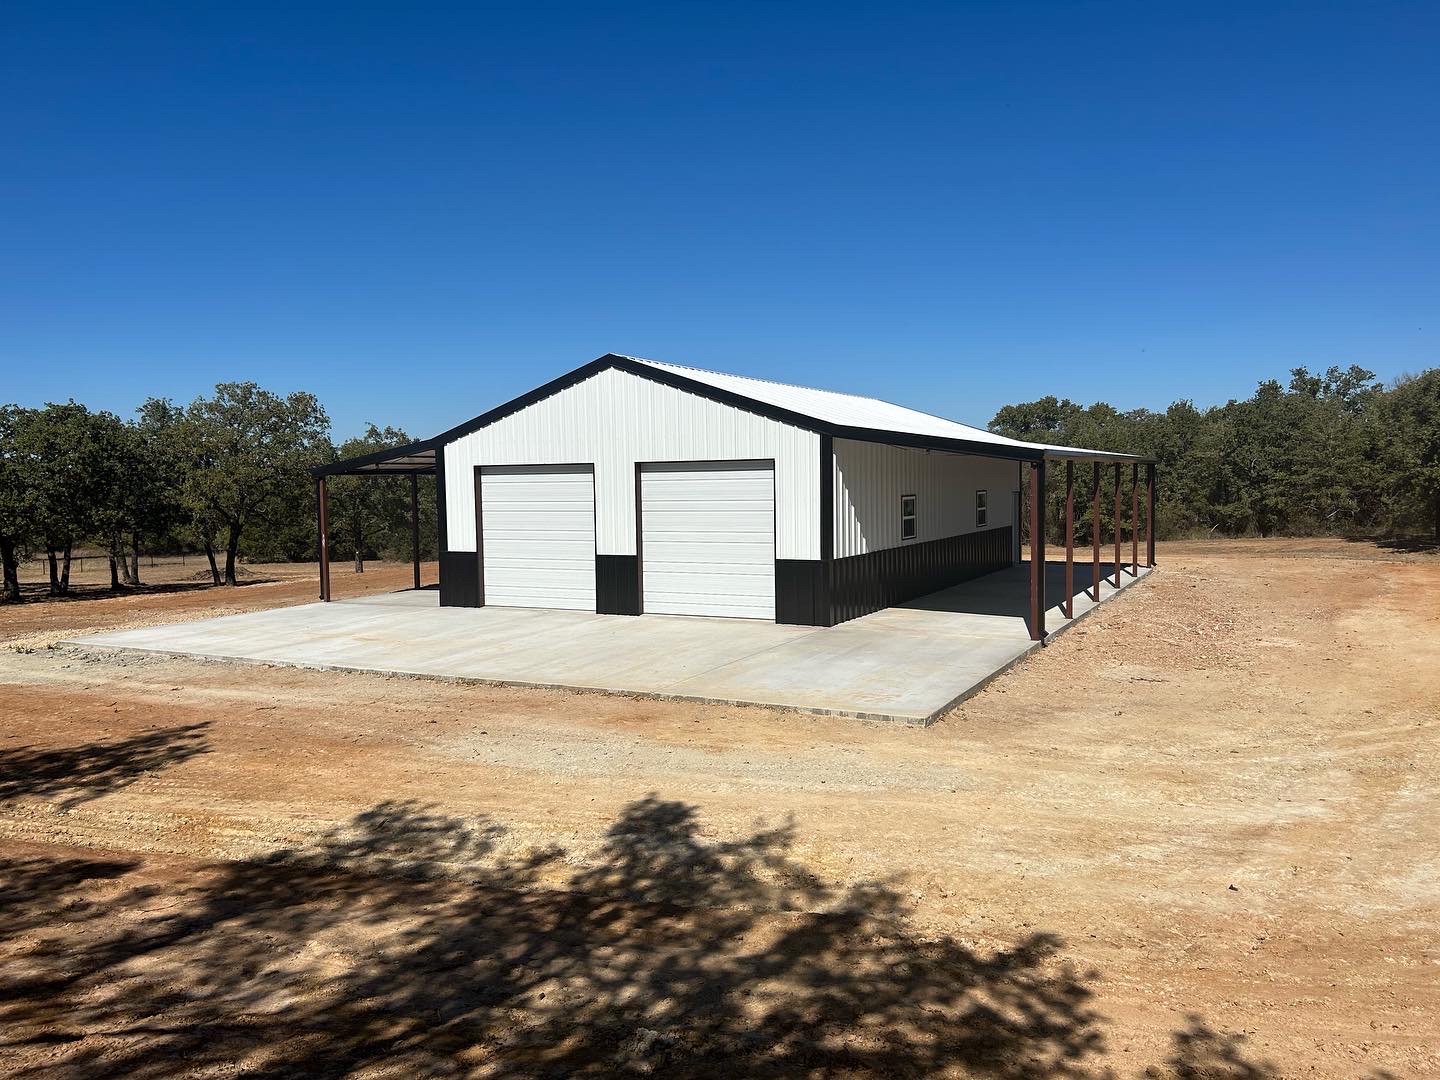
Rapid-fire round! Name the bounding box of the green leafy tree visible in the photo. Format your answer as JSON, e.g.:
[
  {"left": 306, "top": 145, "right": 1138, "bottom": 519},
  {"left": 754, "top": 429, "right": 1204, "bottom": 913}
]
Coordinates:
[
  {"left": 988, "top": 396, "right": 1080, "bottom": 444},
  {"left": 11, "top": 402, "right": 116, "bottom": 595},
  {"left": 126, "top": 399, "right": 191, "bottom": 583},
  {"left": 86, "top": 412, "right": 143, "bottom": 589},
  {"left": 77, "top": 409, "right": 189, "bottom": 591},
  {"left": 0, "top": 405, "right": 36, "bottom": 601},
  {"left": 178, "top": 383, "right": 331, "bottom": 585},
  {"left": 1382, "top": 370, "right": 1440, "bottom": 539},
  {"left": 988, "top": 363, "right": 1433, "bottom": 543}
]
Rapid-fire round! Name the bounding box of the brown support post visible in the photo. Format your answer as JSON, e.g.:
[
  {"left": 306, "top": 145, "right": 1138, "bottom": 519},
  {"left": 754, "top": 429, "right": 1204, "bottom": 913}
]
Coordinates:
[
  {"left": 317, "top": 477, "right": 331, "bottom": 602},
  {"left": 1028, "top": 461, "right": 1046, "bottom": 640},
  {"left": 1091, "top": 461, "right": 1101, "bottom": 600},
  {"left": 1131, "top": 462, "right": 1139, "bottom": 575},
  {"left": 410, "top": 472, "right": 421, "bottom": 590},
  {"left": 1063, "top": 460, "right": 1074, "bottom": 619},
  {"left": 1146, "top": 462, "right": 1156, "bottom": 567},
  {"left": 1113, "top": 462, "right": 1122, "bottom": 587}
]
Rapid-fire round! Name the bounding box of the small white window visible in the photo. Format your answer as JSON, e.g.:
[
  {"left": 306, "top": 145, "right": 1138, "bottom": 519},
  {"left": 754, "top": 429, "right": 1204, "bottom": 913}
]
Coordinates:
[
  {"left": 975, "top": 489, "right": 988, "bottom": 527},
  {"left": 901, "top": 494, "right": 917, "bottom": 540}
]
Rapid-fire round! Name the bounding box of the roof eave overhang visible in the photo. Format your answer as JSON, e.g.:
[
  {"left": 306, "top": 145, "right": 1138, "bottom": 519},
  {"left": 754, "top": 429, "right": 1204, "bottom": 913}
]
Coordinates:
[
  {"left": 830, "top": 428, "right": 1047, "bottom": 462},
  {"left": 1041, "top": 448, "right": 1155, "bottom": 465},
  {"left": 312, "top": 439, "right": 438, "bottom": 478}
]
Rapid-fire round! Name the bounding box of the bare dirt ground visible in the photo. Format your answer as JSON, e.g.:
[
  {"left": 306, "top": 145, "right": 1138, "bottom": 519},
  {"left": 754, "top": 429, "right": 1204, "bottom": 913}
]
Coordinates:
[
  {"left": 0, "top": 541, "right": 1435, "bottom": 1078},
  {"left": 2, "top": 558, "right": 433, "bottom": 651}
]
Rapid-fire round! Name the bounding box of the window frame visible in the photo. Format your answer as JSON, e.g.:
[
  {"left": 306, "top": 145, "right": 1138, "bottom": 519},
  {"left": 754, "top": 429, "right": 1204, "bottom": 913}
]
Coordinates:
[
  {"left": 975, "top": 488, "right": 988, "bottom": 528},
  {"left": 900, "top": 493, "right": 918, "bottom": 541}
]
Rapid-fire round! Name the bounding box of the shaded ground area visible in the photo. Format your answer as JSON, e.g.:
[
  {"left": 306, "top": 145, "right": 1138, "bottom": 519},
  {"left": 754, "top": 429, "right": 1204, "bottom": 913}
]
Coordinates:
[
  {"left": 0, "top": 723, "right": 210, "bottom": 811},
  {"left": 0, "top": 801, "right": 1109, "bottom": 1078},
  {"left": 0, "top": 539, "right": 1435, "bottom": 1077},
  {"left": 1, "top": 800, "right": 1291, "bottom": 1080}
]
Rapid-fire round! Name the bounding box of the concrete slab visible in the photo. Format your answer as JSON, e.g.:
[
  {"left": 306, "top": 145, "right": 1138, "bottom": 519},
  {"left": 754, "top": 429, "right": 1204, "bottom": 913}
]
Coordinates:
[{"left": 64, "top": 562, "right": 1151, "bottom": 724}]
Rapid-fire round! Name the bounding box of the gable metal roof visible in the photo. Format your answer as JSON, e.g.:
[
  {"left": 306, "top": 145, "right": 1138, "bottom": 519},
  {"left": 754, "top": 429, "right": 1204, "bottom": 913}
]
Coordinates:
[
  {"left": 315, "top": 353, "right": 1151, "bottom": 477},
  {"left": 624, "top": 357, "right": 1053, "bottom": 458},
  {"left": 620, "top": 356, "right": 1150, "bottom": 464}
]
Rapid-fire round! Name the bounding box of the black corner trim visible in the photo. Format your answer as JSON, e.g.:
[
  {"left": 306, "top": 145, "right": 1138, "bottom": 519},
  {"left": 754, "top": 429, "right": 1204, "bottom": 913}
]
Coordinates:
[
  {"left": 776, "top": 559, "right": 828, "bottom": 625},
  {"left": 596, "top": 554, "right": 641, "bottom": 615},
  {"left": 435, "top": 446, "right": 449, "bottom": 553},
  {"left": 438, "top": 550, "right": 481, "bottom": 607}
]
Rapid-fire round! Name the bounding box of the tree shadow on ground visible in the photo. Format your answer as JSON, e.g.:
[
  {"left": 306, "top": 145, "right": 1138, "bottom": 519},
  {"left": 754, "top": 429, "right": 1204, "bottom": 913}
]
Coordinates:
[
  {"left": 1163, "top": 1016, "right": 1277, "bottom": 1079},
  {"left": 1341, "top": 534, "right": 1440, "bottom": 555},
  {"left": 0, "top": 797, "right": 1288, "bottom": 1079},
  {"left": 0, "top": 723, "right": 210, "bottom": 810},
  {"left": 10, "top": 578, "right": 282, "bottom": 605}
]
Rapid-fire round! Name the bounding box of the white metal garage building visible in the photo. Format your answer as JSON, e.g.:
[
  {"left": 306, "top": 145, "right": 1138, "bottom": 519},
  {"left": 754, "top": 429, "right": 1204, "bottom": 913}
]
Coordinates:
[{"left": 315, "top": 354, "right": 1154, "bottom": 636}]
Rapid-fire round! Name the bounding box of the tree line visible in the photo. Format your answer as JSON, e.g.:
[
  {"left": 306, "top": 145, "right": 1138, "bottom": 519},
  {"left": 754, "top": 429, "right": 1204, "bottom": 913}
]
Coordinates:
[
  {"left": 0, "top": 383, "right": 436, "bottom": 602},
  {"left": 2, "top": 364, "right": 1435, "bottom": 602},
  {"left": 989, "top": 365, "right": 1440, "bottom": 545}
]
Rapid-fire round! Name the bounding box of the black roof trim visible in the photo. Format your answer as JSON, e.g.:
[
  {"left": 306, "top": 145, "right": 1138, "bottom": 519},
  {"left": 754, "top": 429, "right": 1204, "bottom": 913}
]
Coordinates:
[
  {"left": 1042, "top": 449, "right": 1155, "bottom": 465},
  {"left": 428, "top": 356, "right": 625, "bottom": 446},
  {"left": 426, "top": 354, "right": 1053, "bottom": 463},
  {"left": 316, "top": 356, "right": 1155, "bottom": 470},
  {"left": 312, "top": 438, "right": 437, "bottom": 477}
]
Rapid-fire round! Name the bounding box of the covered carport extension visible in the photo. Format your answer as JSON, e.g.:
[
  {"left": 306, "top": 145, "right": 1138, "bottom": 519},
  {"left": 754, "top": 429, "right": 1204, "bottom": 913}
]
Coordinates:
[
  {"left": 1023, "top": 453, "right": 1157, "bottom": 639},
  {"left": 312, "top": 439, "right": 438, "bottom": 602}
]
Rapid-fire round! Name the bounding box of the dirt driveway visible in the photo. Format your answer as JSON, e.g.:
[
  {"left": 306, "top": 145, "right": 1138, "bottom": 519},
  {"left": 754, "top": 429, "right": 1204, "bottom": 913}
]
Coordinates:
[{"left": 1, "top": 541, "right": 1436, "bottom": 1078}]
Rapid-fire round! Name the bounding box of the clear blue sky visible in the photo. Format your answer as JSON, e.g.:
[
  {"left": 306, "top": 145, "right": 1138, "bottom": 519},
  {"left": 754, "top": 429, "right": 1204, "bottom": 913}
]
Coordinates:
[{"left": 4, "top": 1, "right": 1436, "bottom": 441}]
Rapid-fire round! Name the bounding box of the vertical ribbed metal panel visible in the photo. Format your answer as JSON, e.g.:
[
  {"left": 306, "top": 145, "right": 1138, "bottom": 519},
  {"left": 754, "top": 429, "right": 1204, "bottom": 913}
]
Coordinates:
[
  {"left": 442, "top": 367, "right": 819, "bottom": 559},
  {"left": 827, "top": 526, "right": 1013, "bottom": 625},
  {"left": 832, "top": 440, "right": 1020, "bottom": 558}
]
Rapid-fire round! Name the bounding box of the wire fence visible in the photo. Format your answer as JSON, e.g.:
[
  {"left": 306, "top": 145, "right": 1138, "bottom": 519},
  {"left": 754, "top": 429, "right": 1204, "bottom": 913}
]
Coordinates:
[{"left": 15, "top": 552, "right": 212, "bottom": 575}]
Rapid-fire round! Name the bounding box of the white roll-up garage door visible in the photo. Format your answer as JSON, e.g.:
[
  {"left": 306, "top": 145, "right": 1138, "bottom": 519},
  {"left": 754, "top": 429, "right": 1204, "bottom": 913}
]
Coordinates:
[
  {"left": 640, "top": 461, "right": 775, "bottom": 619},
  {"left": 480, "top": 466, "right": 596, "bottom": 610}
]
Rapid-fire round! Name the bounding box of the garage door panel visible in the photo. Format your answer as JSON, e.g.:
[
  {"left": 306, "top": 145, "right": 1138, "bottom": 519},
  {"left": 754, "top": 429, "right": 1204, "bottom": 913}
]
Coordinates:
[
  {"left": 483, "top": 533, "right": 594, "bottom": 551},
  {"left": 643, "top": 547, "right": 773, "bottom": 569},
  {"left": 481, "top": 549, "right": 594, "bottom": 572},
  {"left": 481, "top": 467, "right": 596, "bottom": 611},
  {"left": 641, "top": 463, "right": 775, "bottom": 620},
  {"left": 643, "top": 580, "right": 772, "bottom": 611}
]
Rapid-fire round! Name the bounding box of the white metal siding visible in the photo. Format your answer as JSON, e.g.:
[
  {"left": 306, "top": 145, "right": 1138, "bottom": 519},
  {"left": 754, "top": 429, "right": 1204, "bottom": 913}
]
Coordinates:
[
  {"left": 640, "top": 463, "right": 775, "bottom": 619},
  {"left": 480, "top": 466, "right": 596, "bottom": 610},
  {"left": 444, "top": 367, "right": 819, "bottom": 559},
  {"left": 832, "top": 440, "right": 1018, "bottom": 557}
]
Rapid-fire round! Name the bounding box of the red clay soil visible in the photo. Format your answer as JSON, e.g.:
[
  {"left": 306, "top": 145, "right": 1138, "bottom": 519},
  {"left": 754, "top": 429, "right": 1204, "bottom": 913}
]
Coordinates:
[{"left": 0, "top": 541, "right": 1435, "bottom": 1078}]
